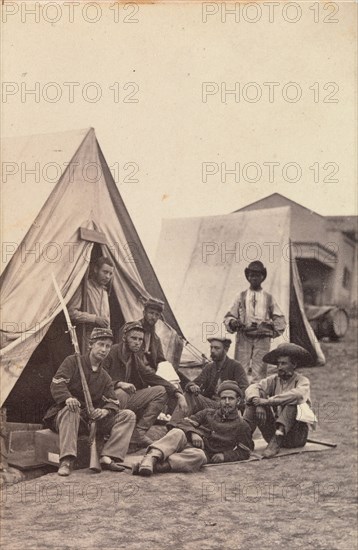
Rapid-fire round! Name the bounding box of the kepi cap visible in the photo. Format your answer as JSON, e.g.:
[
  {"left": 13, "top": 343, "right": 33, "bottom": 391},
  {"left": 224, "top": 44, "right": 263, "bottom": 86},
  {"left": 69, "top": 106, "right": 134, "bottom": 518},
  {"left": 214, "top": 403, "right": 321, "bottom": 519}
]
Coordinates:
[
  {"left": 123, "top": 321, "right": 145, "bottom": 335},
  {"left": 90, "top": 328, "right": 114, "bottom": 341},
  {"left": 144, "top": 298, "right": 165, "bottom": 312},
  {"left": 217, "top": 380, "right": 242, "bottom": 396},
  {"left": 207, "top": 336, "right": 232, "bottom": 349}
]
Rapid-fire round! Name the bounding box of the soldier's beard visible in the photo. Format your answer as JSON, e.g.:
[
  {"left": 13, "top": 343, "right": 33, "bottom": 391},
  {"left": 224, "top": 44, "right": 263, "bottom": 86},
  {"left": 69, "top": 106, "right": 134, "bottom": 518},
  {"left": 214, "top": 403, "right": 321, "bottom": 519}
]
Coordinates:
[
  {"left": 211, "top": 352, "right": 225, "bottom": 362},
  {"left": 222, "top": 406, "right": 233, "bottom": 418},
  {"left": 279, "top": 371, "right": 294, "bottom": 381}
]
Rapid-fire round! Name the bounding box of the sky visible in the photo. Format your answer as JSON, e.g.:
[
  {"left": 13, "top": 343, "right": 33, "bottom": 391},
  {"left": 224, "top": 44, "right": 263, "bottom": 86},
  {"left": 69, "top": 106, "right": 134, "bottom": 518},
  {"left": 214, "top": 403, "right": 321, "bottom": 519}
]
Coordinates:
[{"left": 2, "top": 1, "right": 357, "bottom": 259}]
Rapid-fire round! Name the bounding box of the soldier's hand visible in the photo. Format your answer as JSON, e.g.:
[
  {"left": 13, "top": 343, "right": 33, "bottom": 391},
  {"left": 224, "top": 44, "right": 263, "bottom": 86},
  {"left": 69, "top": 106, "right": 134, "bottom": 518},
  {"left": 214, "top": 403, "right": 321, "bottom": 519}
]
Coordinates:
[
  {"left": 176, "top": 393, "right": 189, "bottom": 416},
  {"left": 228, "top": 319, "right": 240, "bottom": 332},
  {"left": 188, "top": 384, "right": 201, "bottom": 395},
  {"left": 228, "top": 319, "right": 243, "bottom": 333},
  {"left": 210, "top": 453, "right": 225, "bottom": 463},
  {"left": 95, "top": 316, "right": 109, "bottom": 328},
  {"left": 91, "top": 408, "right": 109, "bottom": 420},
  {"left": 256, "top": 405, "right": 267, "bottom": 423},
  {"left": 117, "top": 382, "right": 136, "bottom": 394},
  {"left": 65, "top": 397, "right": 81, "bottom": 412},
  {"left": 252, "top": 397, "right": 270, "bottom": 406},
  {"left": 191, "top": 433, "right": 204, "bottom": 449}
]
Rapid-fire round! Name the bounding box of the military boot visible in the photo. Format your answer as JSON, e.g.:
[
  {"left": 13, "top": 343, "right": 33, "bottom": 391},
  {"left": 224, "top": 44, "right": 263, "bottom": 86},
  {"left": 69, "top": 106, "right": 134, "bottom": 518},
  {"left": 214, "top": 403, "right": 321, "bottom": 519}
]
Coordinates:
[{"left": 262, "top": 434, "right": 283, "bottom": 458}]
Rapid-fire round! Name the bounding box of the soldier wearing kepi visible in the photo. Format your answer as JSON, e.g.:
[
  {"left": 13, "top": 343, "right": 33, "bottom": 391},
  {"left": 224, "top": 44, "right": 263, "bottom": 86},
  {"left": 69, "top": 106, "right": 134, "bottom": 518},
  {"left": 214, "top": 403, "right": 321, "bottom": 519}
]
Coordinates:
[
  {"left": 244, "top": 343, "right": 314, "bottom": 458},
  {"left": 224, "top": 260, "right": 286, "bottom": 382},
  {"left": 103, "top": 322, "right": 188, "bottom": 450},
  {"left": 139, "top": 298, "right": 167, "bottom": 372},
  {"left": 117, "top": 297, "right": 167, "bottom": 373},
  {"left": 170, "top": 336, "right": 248, "bottom": 421},
  {"left": 132, "top": 381, "right": 254, "bottom": 476},
  {"left": 43, "top": 328, "right": 136, "bottom": 476}
]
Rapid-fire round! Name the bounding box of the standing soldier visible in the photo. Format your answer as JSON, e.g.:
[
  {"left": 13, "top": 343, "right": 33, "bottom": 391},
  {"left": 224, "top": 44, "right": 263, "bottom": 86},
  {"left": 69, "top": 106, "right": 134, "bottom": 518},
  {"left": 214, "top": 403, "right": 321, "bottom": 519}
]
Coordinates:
[
  {"left": 224, "top": 261, "right": 286, "bottom": 382},
  {"left": 68, "top": 256, "right": 114, "bottom": 350}
]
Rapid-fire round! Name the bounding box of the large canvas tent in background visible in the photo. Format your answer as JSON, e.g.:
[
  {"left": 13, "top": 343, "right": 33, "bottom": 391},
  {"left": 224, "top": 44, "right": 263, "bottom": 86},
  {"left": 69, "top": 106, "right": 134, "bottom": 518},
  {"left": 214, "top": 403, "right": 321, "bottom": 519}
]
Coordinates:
[
  {"left": 155, "top": 206, "right": 325, "bottom": 367},
  {"left": 0, "top": 128, "right": 186, "bottom": 421}
]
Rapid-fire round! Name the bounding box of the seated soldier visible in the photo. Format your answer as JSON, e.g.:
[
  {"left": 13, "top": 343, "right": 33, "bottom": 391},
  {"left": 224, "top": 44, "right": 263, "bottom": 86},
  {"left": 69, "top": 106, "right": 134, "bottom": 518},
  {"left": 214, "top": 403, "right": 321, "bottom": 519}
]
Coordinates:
[
  {"left": 43, "top": 328, "right": 136, "bottom": 476},
  {"left": 137, "top": 298, "right": 166, "bottom": 372},
  {"left": 171, "top": 336, "right": 248, "bottom": 421},
  {"left": 243, "top": 343, "right": 313, "bottom": 458},
  {"left": 117, "top": 297, "right": 166, "bottom": 373},
  {"left": 103, "top": 322, "right": 188, "bottom": 450},
  {"left": 132, "top": 381, "right": 254, "bottom": 476}
]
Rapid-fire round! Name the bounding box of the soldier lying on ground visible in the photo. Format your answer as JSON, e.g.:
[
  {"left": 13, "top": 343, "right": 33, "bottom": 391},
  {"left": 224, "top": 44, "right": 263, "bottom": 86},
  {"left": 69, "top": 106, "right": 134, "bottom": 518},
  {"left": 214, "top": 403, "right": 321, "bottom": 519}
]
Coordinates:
[{"left": 132, "top": 381, "right": 254, "bottom": 476}]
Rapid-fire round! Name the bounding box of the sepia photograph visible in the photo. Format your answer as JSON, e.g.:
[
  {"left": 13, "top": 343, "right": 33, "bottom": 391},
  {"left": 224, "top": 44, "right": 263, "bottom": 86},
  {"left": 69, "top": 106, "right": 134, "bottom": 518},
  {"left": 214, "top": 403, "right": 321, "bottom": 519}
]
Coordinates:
[{"left": 1, "top": 1, "right": 357, "bottom": 549}]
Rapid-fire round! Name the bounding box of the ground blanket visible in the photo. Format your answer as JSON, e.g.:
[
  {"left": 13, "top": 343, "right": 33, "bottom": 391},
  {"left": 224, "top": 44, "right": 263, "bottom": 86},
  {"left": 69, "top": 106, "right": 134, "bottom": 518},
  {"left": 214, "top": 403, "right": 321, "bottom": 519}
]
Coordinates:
[{"left": 123, "top": 436, "right": 336, "bottom": 469}]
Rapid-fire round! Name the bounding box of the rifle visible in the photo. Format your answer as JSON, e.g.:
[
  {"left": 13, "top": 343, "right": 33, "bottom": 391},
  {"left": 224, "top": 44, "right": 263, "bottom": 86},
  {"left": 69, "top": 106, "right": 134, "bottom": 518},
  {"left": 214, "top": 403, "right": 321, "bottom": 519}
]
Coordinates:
[
  {"left": 204, "top": 442, "right": 263, "bottom": 467},
  {"left": 52, "top": 274, "right": 101, "bottom": 472}
]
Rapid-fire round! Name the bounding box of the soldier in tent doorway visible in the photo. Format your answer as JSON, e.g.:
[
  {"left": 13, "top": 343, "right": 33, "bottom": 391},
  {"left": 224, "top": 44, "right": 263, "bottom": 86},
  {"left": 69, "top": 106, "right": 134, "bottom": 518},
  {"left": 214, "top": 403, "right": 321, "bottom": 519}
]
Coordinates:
[{"left": 68, "top": 256, "right": 114, "bottom": 350}]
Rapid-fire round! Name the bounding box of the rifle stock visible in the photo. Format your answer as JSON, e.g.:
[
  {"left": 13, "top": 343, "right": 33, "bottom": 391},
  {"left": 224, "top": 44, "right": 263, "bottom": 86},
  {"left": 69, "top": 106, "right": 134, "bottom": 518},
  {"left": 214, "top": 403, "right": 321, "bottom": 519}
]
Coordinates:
[{"left": 89, "top": 423, "right": 101, "bottom": 473}]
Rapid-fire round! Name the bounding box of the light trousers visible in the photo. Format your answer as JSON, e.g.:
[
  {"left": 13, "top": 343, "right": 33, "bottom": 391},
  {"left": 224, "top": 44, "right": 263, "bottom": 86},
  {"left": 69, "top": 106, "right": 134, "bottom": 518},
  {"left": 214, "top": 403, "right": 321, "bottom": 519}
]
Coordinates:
[
  {"left": 149, "top": 428, "right": 207, "bottom": 472},
  {"left": 55, "top": 406, "right": 136, "bottom": 461},
  {"left": 235, "top": 333, "right": 271, "bottom": 381},
  {"left": 115, "top": 386, "right": 168, "bottom": 432}
]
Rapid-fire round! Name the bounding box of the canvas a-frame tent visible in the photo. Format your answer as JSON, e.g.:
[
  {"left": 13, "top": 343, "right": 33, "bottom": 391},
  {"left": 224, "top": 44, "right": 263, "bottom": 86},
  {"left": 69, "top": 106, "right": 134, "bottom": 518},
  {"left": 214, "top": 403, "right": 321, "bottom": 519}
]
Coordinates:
[
  {"left": 155, "top": 206, "right": 325, "bottom": 367},
  {"left": 0, "top": 128, "right": 186, "bottom": 421}
]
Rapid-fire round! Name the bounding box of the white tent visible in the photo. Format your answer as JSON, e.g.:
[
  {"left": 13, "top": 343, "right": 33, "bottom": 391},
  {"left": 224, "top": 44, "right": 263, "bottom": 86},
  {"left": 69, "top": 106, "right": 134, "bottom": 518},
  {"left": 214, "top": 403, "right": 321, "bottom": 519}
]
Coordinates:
[
  {"left": 155, "top": 206, "right": 325, "bottom": 366},
  {"left": 0, "top": 128, "right": 186, "bottom": 416}
]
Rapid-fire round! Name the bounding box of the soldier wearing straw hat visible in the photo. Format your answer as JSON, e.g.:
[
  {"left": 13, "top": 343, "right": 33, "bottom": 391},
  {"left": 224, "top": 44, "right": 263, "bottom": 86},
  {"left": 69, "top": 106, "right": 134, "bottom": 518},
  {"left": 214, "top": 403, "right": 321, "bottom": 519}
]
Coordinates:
[{"left": 244, "top": 343, "right": 314, "bottom": 458}]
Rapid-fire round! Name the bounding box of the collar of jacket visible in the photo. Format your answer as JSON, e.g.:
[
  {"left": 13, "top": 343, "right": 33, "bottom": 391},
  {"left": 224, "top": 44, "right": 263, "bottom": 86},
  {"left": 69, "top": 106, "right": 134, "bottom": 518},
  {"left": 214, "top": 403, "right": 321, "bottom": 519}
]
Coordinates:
[
  {"left": 274, "top": 371, "right": 299, "bottom": 384},
  {"left": 216, "top": 407, "right": 239, "bottom": 422},
  {"left": 209, "top": 355, "right": 228, "bottom": 371},
  {"left": 115, "top": 341, "right": 133, "bottom": 363},
  {"left": 115, "top": 342, "right": 146, "bottom": 377},
  {"left": 139, "top": 317, "right": 158, "bottom": 335},
  {"left": 83, "top": 352, "right": 104, "bottom": 372},
  {"left": 88, "top": 277, "right": 107, "bottom": 291}
]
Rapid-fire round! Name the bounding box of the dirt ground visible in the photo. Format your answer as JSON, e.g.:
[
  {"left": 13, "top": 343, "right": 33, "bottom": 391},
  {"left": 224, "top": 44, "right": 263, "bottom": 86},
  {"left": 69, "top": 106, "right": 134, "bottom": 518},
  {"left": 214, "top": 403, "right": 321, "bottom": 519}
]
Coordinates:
[{"left": 1, "top": 322, "right": 357, "bottom": 550}]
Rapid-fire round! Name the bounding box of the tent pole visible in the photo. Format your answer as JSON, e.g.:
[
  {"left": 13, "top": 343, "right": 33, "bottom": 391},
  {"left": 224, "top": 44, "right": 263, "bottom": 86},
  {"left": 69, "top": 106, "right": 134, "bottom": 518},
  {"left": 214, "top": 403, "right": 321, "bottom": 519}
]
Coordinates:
[
  {"left": 0, "top": 408, "right": 8, "bottom": 471},
  {"left": 81, "top": 265, "right": 90, "bottom": 354}
]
